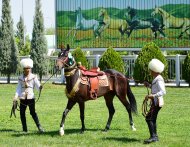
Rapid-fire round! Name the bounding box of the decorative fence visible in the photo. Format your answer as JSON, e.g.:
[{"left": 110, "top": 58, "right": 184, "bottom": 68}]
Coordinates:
[
  {"left": 86, "top": 54, "right": 187, "bottom": 86},
  {"left": 0, "top": 54, "right": 187, "bottom": 86}
]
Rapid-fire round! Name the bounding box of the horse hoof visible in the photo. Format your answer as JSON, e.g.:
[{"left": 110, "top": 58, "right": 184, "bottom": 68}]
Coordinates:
[
  {"left": 131, "top": 125, "right": 137, "bottom": 131},
  {"left": 102, "top": 129, "right": 108, "bottom": 132},
  {"left": 59, "top": 127, "right": 64, "bottom": 136}
]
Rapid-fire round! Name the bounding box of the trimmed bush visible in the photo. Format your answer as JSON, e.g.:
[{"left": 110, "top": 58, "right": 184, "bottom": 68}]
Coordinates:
[
  {"left": 182, "top": 53, "right": 190, "bottom": 86},
  {"left": 99, "top": 47, "right": 125, "bottom": 74},
  {"left": 72, "top": 47, "right": 89, "bottom": 69},
  {"left": 133, "top": 42, "right": 168, "bottom": 83}
]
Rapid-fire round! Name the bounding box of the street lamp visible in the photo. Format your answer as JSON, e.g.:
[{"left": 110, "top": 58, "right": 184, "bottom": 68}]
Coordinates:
[{"left": 22, "top": 0, "right": 25, "bottom": 45}]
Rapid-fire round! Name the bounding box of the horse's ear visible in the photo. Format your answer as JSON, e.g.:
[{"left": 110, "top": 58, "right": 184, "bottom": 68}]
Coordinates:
[{"left": 66, "top": 44, "right": 70, "bottom": 51}]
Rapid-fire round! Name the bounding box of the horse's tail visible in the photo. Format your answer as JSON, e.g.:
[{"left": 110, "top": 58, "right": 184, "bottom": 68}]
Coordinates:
[{"left": 126, "top": 77, "right": 137, "bottom": 114}]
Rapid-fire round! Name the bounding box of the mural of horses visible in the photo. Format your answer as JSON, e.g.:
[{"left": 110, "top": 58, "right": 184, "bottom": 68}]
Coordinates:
[
  {"left": 151, "top": 7, "right": 190, "bottom": 39},
  {"left": 98, "top": 8, "right": 129, "bottom": 37},
  {"left": 56, "top": 44, "right": 137, "bottom": 136},
  {"left": 67, "top": 7, "right": 101, "bottom": 40},
  {"left": 125, "top": 6, "right": 166, "bottom": 38}
]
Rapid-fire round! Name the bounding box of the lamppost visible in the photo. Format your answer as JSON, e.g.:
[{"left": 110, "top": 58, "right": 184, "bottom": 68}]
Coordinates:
[{"left": 22, "top": 0, "right": 25, "bottom": 44}]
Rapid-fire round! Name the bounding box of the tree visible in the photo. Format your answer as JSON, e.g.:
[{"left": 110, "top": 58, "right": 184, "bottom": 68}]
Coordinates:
[
  {"left": 98, "top": 47, "right": 125, "bottom": 74},
  {"left": 72, "top": 47, "right": 89, "bottom": 69},
  {"left": 15, "top": 16, "right": 31, "bottom": 56},
  {"left": 30, "top": 0, "right": 47, "bottom": 81},
  {"left": 0, "top": 0, "right": 18, "bottom": 83},
  {"left": 133, "top": 42, "right": 168, "bottom": 83},
  {"left": 182, "top": 53, "right": 190, "bottom": 87}
]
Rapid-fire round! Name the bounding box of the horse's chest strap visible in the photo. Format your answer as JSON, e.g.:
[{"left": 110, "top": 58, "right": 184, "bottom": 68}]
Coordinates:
[{"left": 65, "top": 77, "right": 81, "bottom": 99}]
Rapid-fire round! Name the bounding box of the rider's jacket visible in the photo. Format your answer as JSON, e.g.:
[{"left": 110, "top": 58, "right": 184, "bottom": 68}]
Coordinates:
[{"left": 14, "top": 73, "right": 41, "bottom": 100}]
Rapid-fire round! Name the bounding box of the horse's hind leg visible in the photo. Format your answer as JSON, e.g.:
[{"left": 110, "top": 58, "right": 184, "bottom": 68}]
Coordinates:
[
  {"left": 117, "top": 95, "right": 136, "bottom": 131},
  {"left": 59, "top": 99, "right": 76, "bottom": 136},
  {"left": 79, "top": 101, "right": 85, "bottom": 133},
  {"left": 104, "top": 93, "right": 115, "bottom": 132}
]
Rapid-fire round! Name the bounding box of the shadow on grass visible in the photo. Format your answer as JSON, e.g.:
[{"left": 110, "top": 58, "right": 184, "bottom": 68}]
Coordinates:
[
  {"left": 11, "top": 128, "right": 117, "bottom": 137},
  {"left": 12, "top": 130, "right": 59, "bottom": 137},
  {"left": 103, "top": 136, "right": 140, "bottom": 143},
  {"left": 0, "top": 128, "right": 19, "bottom": 133}
]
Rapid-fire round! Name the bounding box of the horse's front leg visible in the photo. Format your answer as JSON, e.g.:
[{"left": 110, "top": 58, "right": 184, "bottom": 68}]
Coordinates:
[
  {"left": 178, "top": 27, "right": 187, "bottom": 39},
  {"left": 79, "top": 101, "right": 85, "bottom": 133},
  {"left": 72, "top": 30, "right": 77, "bottom": 41},
  {"left": 59, "top": 99, "right": 76, "bottom": 136}
]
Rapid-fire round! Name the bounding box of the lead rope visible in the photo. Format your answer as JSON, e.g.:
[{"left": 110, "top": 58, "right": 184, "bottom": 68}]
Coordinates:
[
  {"left": 142, "top": 87, "right": 150, "bottom": 117},
  {"left": 19, "top": 69, "right": 58, "bottom": 107}
]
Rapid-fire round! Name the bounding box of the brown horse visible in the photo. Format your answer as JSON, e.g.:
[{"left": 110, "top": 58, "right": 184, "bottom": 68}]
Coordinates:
[{"left": 56, "top": 45, "right": 137, "bottom": 136}]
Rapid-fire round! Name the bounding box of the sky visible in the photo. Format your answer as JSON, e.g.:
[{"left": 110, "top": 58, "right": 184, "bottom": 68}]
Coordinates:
[
  {"left": 57, "top": 0, "right": 190, "bottom": 11},
  {"left": 0, "top": 0, "right": 55, "bottom": 35}
]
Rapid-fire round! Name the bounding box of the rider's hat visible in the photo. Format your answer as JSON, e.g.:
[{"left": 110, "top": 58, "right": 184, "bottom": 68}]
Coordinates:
[
  {"left": 148, "top": 59, "right": 164, "bottom": 73},
  {"left": 20, "top": 58, "right": 33, "bottom": 68}
]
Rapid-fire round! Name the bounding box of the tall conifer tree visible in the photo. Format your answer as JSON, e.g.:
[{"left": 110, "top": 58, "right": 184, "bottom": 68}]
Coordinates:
[
  {"left": 16, "top": 16, "right": 25, "bottom": 55},
  {"left": 0, "top": 0, "right": 18, "bottom": 83},
  {"left": 30, "top": 0, "right": 47, "bottom": 81}
]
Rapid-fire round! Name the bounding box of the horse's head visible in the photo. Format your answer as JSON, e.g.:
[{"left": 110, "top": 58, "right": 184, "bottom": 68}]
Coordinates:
[
  {"left": 98, "top": 8, "right": 107, "bottom": 17},
  {"left": 125, "top": 6, "right": 136, "bottom": 20},
  {"left": 56, "top": 44, "right": 75, "bottom": 70},
  {"left": 75, "top": 7, "right": 81, "bottom": 13},
  {"left": 151, "top": 7, "right": 159, "bottom": 16}
]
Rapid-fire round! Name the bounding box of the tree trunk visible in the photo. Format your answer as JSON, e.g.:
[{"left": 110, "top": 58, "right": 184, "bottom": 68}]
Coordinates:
[
  {"left": 39, "top": 73, "right": 42, "bottom": 82},
  {"left": 7, "top": 74, "right": 11, "bottom": 84}
]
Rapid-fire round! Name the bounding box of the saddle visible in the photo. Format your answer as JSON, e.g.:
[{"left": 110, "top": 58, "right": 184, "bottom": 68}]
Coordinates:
[{"left": 79, "top": 66, "right": 109, "bottom": 100}]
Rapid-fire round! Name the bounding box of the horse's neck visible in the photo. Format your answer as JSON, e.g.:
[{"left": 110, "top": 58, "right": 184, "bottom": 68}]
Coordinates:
[
  {"left": 159, "top": 8, "right": 171, "bottom": 19},
  {"left": 76, "top": 13, "right": 84, "bottom": 23},
  {"left": 103, "top": 12, "right": 110, "bottom": 20},
  {"left": 65, "top": 68, "right": 80, "bottom": 91}
]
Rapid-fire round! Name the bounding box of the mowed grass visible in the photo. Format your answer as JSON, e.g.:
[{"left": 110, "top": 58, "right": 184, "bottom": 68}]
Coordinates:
[{"left": 0, "top": 84, "right": 190, "bottom": 147}]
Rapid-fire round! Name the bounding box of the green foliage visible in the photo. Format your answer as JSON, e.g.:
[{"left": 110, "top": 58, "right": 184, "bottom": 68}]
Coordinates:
[
  {"left": 99, "top": 47, "right": 125, "bottom": 74},
  {"left": 30, "top": 0, "right": 48, "bottom": 81},
  {"left": 0, "top": 0, "right": 18, "bottom": 83},
  {"left": 166, "top": 50, "right": 187, "bottom": 55},
  {"left": 15, "top": 17, "right": 31, "bottom": 56},
  {"left": 72, "top": 47, "right": 89, "bottom": 69},
  {"left": 16, "top": 16, "right": 25, "bottom": 55},
  {"left": 182, "top": 53, "right": 190, "bottom": 86},
  {"left": 133, "top": 42, "right": 168, "bottom": 83}
]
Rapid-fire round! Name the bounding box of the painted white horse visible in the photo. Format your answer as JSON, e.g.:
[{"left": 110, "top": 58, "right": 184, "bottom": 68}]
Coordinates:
[
  {"left": 67, "top": 7, "right": 101, "bottom": 40},
  {"left": 151, "top": 7, "right": 190, "bottom": 39}
]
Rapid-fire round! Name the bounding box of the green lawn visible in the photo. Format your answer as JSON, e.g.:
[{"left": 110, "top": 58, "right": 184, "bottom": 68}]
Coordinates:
[{"left": 0, "top": 84, "right": 190, "bottom": 147}]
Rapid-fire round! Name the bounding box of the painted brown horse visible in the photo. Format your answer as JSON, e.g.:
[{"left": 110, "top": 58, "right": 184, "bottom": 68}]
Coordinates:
[{"left": 56, "top": 45, "right": 137, "bottom": 136}]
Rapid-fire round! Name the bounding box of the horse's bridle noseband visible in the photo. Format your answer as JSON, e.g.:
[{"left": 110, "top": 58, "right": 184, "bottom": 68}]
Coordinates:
[{"left": 57, "top": 56, "right": 69, "bottom": 68}]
